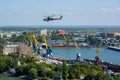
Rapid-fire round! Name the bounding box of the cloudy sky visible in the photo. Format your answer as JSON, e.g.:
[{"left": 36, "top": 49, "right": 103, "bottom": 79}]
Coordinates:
[{"left": 0, "top": 0, "right": 120, "bottom": 26}]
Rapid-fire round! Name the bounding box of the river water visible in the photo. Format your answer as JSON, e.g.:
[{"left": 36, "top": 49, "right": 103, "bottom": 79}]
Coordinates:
[{"left": 53, "top": 47, "right": 120, "bottom": 64}]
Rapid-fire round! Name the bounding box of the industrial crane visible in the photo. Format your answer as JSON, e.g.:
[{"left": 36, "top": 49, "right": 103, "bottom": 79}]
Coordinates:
[
  {"left": 95, "top": 40, "right": 102, "bottom": 65},
  {"left": 28, "top": 32, "right": 42, "bottom": 55}
]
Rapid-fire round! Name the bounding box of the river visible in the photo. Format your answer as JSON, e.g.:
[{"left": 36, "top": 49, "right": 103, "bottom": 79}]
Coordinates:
[{"left": 53, "top": 47, "right": 120, "bottom": 64}]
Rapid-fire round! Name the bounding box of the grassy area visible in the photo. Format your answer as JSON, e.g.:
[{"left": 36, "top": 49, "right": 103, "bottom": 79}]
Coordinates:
[{"left": 0, "top": 73, "right": 25, "bottom": 80}]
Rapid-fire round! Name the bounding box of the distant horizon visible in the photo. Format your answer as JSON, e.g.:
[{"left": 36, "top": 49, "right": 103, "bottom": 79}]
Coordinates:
[{"left": 0, "top": 25, "right": 120, "bottom": 28}]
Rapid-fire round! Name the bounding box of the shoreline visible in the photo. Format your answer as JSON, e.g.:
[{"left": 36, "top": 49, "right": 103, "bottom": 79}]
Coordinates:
[{"left": 51, "top": 45, "right": 91, "bottom": 48}]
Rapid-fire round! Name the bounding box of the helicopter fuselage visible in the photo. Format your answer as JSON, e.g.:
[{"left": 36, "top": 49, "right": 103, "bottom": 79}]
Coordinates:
[{"left": 43, "top": 15, "right": 63, "bottom": 22}]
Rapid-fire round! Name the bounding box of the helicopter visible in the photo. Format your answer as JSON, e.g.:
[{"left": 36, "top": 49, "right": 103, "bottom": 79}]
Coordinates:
[{"left": 43, "top": 15, "right": 63, "bottom": 22}]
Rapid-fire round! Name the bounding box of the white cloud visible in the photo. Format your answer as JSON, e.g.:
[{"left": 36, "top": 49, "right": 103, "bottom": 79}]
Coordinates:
[{"left": 101, "top": 8, "right": 120, "bottom": 14}]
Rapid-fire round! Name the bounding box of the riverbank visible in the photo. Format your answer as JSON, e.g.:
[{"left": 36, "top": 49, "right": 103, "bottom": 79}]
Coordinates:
[{"left": 52, "top": 45, "right": 90, "bottom": 48}]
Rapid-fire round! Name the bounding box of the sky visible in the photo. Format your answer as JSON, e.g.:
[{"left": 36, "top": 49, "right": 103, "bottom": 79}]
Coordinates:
[{"left": 0, "top": 0, "right": 120, "bottom": 26}]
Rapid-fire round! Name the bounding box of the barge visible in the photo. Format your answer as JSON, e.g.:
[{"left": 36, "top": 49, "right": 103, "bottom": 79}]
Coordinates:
[{"left": 107, "top": 46, "right": 120, "bottom": 51}]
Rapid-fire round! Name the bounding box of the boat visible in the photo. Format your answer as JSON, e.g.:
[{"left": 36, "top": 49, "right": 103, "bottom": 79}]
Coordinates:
[
  {"left": 107, "top": 43, "right": 120, "bottom": 51},
  {"left": 107, "top": 46, "right": 120, "bottom": 51}
]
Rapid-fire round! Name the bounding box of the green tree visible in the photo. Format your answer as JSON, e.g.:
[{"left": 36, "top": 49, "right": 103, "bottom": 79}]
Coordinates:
[
  {"left": 62, "top": 60, "right": 68, "bottom": 80},
  {"left": 11, "top": 34, "right": 17, "bottom": 38},
  {"left": 0, "top": 62, "right": 7, "bottom": 73},
  {"left": 113, "top": 76, "right": 120, "bottom": 80},
  {"left": 116, "top": 35, "right": 120, "bottom": 41},
  {"left": 22, "top": 32, "right": 27, "bottom": 35},
  {"left": 88, "top": 36, "right": 99, "bottom": 46},
  {"left": 29, "top": 68, "right": 38, "bottom": 79},
  {"left": 26, "top": 63, "right": 37, "bottom": 72},
  {"left": 8, "top": 53, "right": 19, "bottom": 58},
  {"left": 20, "top": 56, "right": 36, "bottom": 64},
  {"left": 47, "top": 70, "right": 56, "bottom": 78},
  {"left": 3, "top": 34, "right": 7, "bottom": 38},
  {"left": 84, "top": 73, "right": 112, "bottom": 80},
  {"left": 7, "top": 53, "right": 19, "bottom": 68},
  {"left": 80, "top": 64, "right": 91, "bottom": 75},
  {"left": 68, "top": 64, "right": 80, "bottom": 79},
  {"left": 0, "top": 37, "right": 6, "bottom": 53},
  {"left": 54, "top": 66, "right": 62, "bottom": 72},
  {"left": 84, "top": 74, "right": 95, "bottom": 80},
  {"left": 0, "top": 44, "right": 3, "bottom": 54},
  {"left": 15, "top": 66, "right": 25, "bottom": 75},
  {"left": 0, "top": 56, "right": 12, "bottom": 69},
  {"left": 36, "top": 63, "right": 51, "bottom": 77}
]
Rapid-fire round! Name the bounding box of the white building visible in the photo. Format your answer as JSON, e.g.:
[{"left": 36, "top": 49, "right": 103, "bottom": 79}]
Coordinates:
[
  {"left": 3, "top": 43, "right": 33, "bottom": 56},
  {"left": 116, "top": 32, "right": 120, "bottom": 36},
  {"left": 3, "top": 44, "right": 19, "bottom": 55},
  {"left": 40, "top": 29, "right": 47, "bottom": 36},
  {"left": 0, "top": 32, "right": 21, "bottom": 38},
  {"left": 0, "top": 33, "right": 11, "bottom": 38}
]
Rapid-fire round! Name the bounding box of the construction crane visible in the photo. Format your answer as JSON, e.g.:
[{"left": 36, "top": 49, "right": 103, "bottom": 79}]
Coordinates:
[
  {"left": 74, "top": 39, "right": 80, "bottom": 50},
  {"left": 74, "top": 38, "right": 81, "bottom": 61},
  {"left": 63, "top": 34, "right": 80, "bottom": 61},
  {"left": 62, "top": 34, "right": 80, "bottom": 51},
  {"left": 31, "top": 32, "right": 38, "bottom": 47},
  {"left": 28, "top": 32, "right": 42, "bottom": 55},
  {"left": 62, "top": 34, "right": 69, "bottom": 46},
  {"left": 104, "top": 32, "right": 108, "bottom": 47},
  {"left": 95, "top": 40, "right": 102, "bottom": 65},
  {"left": 43, "top": 35, "right": 48, "bottom": 49},
  {"left": 96, "top": 40, "right": 102, "bottom": 57},
  {"left": 42, "top": 35, "right": 53, "bottom": 59}
]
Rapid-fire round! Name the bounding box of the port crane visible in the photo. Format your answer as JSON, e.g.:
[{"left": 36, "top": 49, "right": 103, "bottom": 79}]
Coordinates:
[
  {"left": 42, "top": 35, "right": 53, "bottom": 59},
  {"left": 95, "top": 40, "right": 102, "bottom": 65},
  {"left": 28, "top": 32, "right": 42, "bottom": 55},
  {"left": 95, "top": 32, "right": 108, "bottom": 59},
  {"left": 62, "top": 34, "right": 80, "bottom": 61}
]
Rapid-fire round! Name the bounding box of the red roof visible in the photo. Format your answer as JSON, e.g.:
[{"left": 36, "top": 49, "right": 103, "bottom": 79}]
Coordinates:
[{"left": 57, "top": 30, "right": 65, "bottom": 34}]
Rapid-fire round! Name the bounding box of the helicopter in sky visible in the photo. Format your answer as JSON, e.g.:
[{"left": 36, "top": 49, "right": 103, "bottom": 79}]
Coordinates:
[{"left": 43, "top": 15, "right": 63, "bottom": 22}]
